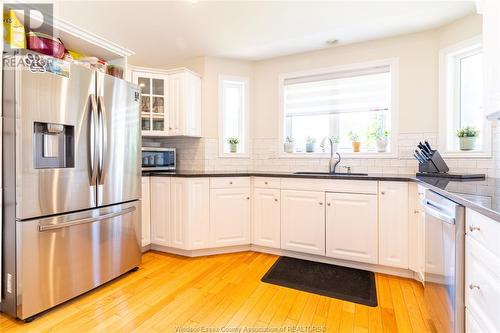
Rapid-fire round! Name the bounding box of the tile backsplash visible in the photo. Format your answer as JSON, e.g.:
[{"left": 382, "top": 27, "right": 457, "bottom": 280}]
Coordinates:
[{"left": 144, "top": 129, "right": 497, "bottom": 177}]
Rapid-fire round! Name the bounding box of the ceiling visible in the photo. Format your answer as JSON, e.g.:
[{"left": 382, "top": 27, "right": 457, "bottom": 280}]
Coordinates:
[{"left": 54, "top": 1, "right": 476, "bottom": 67}]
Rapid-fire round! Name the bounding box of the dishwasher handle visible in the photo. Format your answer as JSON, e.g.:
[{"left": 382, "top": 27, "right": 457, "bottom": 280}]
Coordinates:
[{"left": 424, "top": 200, "right": 455, "bottom": 225}]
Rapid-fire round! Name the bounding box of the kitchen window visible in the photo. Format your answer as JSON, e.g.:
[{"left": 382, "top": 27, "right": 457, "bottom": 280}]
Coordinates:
[
  {"left": 279, "top": 59, "right": 398, "bottom": 157},
  {"left": 439, "top": 36, "right": 490, "bottom": 157},
  {"left": 219, "top": 75, "right": 249, "bottom": 156}
]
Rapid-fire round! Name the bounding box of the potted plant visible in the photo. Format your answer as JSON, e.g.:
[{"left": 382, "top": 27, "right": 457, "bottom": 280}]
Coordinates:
[
  {"left": 227, "top": 136, "right": 240, "bottom": 153},
  {"left": 457, "top": 126, "right": 479, "bottom": 151},
  {"left": 284, "top": 136, "right": 295, "bottom": 153},
  {"left": 305, "top": 136, "right": 316, "bottom": 153},
  {"left": 368, "top": 129, "right": 390, "bottom": 152},
  {"left": 348, "top": 131, "right": 361, "bottom": 152}
]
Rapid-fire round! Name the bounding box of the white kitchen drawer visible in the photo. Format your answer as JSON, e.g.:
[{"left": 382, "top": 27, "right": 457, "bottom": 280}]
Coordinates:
[
  {"left": 466, "top": 209, "right": 500, "bottom": 259},
  {"left": 210, "top": 177, "right": 250, "bottom": 189},
  {"left": 280, "top": 178, "right": 377, "bottom": 194},
  {"left": 253, "top": 177, "right": 280, "bottom": 189},
  {"left": 465, "top": 235, "right": 500, "bottom": 333}
]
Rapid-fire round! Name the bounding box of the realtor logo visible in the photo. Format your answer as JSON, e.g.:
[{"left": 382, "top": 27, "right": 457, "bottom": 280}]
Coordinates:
[{"left": 23, "top": 53, "right": 46, "bottom": 73}]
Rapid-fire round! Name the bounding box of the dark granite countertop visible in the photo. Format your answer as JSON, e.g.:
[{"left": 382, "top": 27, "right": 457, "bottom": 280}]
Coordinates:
[{"left": 143, "top": 170, "right": 500, "bottom": 222}]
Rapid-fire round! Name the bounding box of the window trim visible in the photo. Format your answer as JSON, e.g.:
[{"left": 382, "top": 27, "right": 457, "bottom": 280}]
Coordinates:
[
  {"left": 218, "top": 75, "right": 250, "bottom": 158},
  {"left": 438, "top": 35, "right": 491, "bottom": 159},
  {"left": 277, "top": 58, "right": 399, "bottom": 159}
]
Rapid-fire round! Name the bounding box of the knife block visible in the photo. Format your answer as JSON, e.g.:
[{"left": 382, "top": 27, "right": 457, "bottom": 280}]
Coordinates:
[{"left": 417, "top": 150, "right": 449, "bottom": 174}]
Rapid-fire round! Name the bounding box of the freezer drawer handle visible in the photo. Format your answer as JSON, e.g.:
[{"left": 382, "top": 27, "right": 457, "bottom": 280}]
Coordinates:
[{"left": 38, "top": 206, "right": 136, "bottom": 232}]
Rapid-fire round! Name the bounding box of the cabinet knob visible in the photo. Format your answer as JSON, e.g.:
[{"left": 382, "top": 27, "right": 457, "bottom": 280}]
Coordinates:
[
  {"left": 414, "top": 210, "right": 420, "bottom": 214},
  {"left": 327, "top": 202, "right": 331, "bottom": 206},
  {"left": 265, "top": 181, "right": 268, "bottom": 185},
  {"left": 246, "top": 197, "right": 250, "bottom": 200},
  {"left": 169, "top": 127, "right": 172, "bottom": 130},
  {"left": 229, "top": 181, "right": 233, "bottom": 185},
  {"left": 319, "top": 202, "right": 323, "bottom": 206},
  {"left": 381, "top": 191, "right": 386, "bottom": 195},
  {"left": 469, "top": 284, "right": 480, "bottom": 290},
  {"left": 274, "top": 198, "right": 278, "bottom": 202},
  {"left": 469, "top": 225, "right": 480, "bottom": 232}
]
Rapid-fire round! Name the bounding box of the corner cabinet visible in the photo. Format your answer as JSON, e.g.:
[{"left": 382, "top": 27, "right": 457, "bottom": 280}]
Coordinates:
[{"left": 131, "top": 68, "right": 201, "bottom": 137}]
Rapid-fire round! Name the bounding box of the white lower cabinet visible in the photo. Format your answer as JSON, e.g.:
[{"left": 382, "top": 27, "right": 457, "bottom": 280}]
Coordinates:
[
  {"left": 252, "top": 187, "right": 280, "bottom": 248},
  {"left": 210, "top": 187, "right": 251, "bottom": 247},
  {"left": 465, "top": 234, "right": 500, "bottom": 333},
  {"left": 150, "top": 177, "right": 171, "bottom": 247},
  {"left": 467, "top": 309, "right": 485, "bottom": 333},
  {"left": 281, "top": 190, "right": 325, "bottom": 256},
  {"left": 325, "top": 192, "right": 378, "bottom": 264},
  {"left": 170, "top": 177, "right": 210, "bottom": 250},
  {"left": 378, "top": 181, "right": 409, "bottom": 269},
  {"left": 141, "top": 176, "right": 151, "bottom": 247},
  {"left": 408, "top": 183, "right": 425, "bottom": 281}
]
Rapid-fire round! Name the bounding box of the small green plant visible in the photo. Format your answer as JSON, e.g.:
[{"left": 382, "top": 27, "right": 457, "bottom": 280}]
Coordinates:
[
  {"left": 305, "top": 136, "right": 316, "bottom": 144},
  {"left": 348, "top": 131, "right": 360, "bottom": 142},
  {"left": 456, "top": 126, "right": 479, "bottom": 138},
  {"left": 227, "top": 136, "right": 240, "bottom": 144},
  {"left": 285, "top": 136, "right": 294, "bottom": 144},
  {"left": 368, "top": 129, "right": 390, "bottom": 141}
]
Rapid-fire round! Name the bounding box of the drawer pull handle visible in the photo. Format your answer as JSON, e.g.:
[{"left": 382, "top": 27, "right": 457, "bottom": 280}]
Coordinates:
[
  {"left": 469, "top": 284, "right": 480, "bottom": 290},
  {"left": 265, "top": 181, "right": 268, "bottom": 185},
  {"left": 414, "top": 210, "right": 420, "bottom": 214},
  {"left": 469, "top": 225, "right": 480, "bottom": 232}
]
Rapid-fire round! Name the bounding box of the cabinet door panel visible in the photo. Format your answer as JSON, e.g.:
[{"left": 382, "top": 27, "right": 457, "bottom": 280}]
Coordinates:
[
  {"left": 252, "top": 188, "right": 280, "bottom": 248},
  {"left": 187, "top": 178, "right": 210, "bottom": 249},
  {"left": 168, "top": 73, "right": 183, "bottom": 136},
  {"left": 326, "top": 193, "right": 378, "bottom": 264},
  {"left": 141, "top": 177, "right": 151, "bottom": 247},
  {"left": 281, "top": 190, "right": 325, "bottom": 256},
  {"left": 210, "top": 188, "right": 250, "bottom": 247},
  {"left": 150, "top": 177, "right": 171, "bottom": 246},
  {"left": 170, "top": 178, "right": 187, "bottom": 249},
  {"left": 379, "top": 181, "right": 409, "bottom": 268}
]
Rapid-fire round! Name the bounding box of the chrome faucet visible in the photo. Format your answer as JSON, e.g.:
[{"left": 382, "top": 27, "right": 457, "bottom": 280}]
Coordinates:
[{"left": 322, "top": 136, "right": 341, "bottom": 173}]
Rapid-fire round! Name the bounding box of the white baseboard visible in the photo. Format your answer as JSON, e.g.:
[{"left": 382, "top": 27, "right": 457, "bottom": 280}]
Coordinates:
[{"left": 145, "top": 243, "right": 416, "bottom": 280}]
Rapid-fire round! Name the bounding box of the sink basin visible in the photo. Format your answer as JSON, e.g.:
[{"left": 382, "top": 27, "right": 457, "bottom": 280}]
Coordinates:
[{"left": 294, "top": 172, "right": 368, "bottom": 176}]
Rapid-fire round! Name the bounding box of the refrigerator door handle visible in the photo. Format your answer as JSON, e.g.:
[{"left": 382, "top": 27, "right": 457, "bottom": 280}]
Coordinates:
[
  {"left": 38, "top": 206, "right": 136, "bottom": 232},
  {"left": 89, "top": 94, "right": 99, "bottom": 184},
  {"left": 97, "top": 96, "right": 108, "bottom": 185}
]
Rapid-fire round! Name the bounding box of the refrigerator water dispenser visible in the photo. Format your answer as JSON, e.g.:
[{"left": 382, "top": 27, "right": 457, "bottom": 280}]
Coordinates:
[{"left": 34, "top": 122, "right": 75, "bottom": 168}]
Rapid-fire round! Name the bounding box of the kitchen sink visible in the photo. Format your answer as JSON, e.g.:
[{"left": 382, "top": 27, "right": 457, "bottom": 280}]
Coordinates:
[{"left": 293, "top": 172, "right": 369, "bottom": 176}]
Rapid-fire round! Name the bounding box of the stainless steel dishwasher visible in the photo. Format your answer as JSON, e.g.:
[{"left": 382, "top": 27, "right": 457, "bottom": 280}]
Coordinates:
[{"left": 423, "top": 189, "right": 465, "bottom": 333}]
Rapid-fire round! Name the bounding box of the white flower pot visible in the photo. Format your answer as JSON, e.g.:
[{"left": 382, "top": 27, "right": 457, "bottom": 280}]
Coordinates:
[
  {"left": 284, "top": 142, "right": 295, "bottom": 153},
  {"left": 376, "top": 139, "right": 388, "bottom": 152},
  {"left": 459, "top": 137, "right": 476, "bottom": 151},
  {"left": 230, "top": 143, "right": 238, "bottom": 153}
]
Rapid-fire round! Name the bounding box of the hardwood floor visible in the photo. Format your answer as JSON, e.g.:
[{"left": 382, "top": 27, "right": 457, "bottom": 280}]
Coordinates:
[{"left": 0, "top": 251, "right": 437, "bottom": 332}]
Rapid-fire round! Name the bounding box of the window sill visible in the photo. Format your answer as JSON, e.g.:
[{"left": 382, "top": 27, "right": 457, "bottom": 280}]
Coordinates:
[
  {"left": 218, "top": 153, "right": 251, "bottom": 159},
  {"left": 278, "top": 152, "right": 398, "bottom": 159},
  {"left": 440, "top": 151, "right": 492, "bottom": 159}
]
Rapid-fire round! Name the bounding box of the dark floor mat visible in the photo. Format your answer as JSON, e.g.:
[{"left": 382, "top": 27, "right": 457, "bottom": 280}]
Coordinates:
[{"left": 261, "top": 256, "right": 377, "bottom": 307}]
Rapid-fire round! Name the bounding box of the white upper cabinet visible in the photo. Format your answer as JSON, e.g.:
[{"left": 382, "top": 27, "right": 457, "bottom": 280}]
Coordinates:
[
  {"left": 170, "top": 177, "right": 210, "bottom": 250},
  {"left": 325, "top": 192, "right": 378, "bottom": 264},
  {"left": 141, "top": 176, "right": 151, "bottom": 248},
  {"left": 378, "top": 181, "right": 409, "bottom": 269},
  {"left": 281, "top": 190, "right": 325, "bottom": 256},
  {"left": 478, "top": 0, "right": 500, "bottom": 118},
  {"left": 210, "top": 185, "right": 251, "bottom": 247},
  {"left": 150, "top": 177, "right": 172, "bottom": 247},
  {"left": 252, "top": 187, "right": 281, "bottom": 248},
  {"left": 132, "top": 68, "right": 201, "bottom": 137}
]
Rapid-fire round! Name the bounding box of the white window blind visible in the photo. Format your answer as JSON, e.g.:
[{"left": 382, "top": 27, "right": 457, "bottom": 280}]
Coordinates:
[{"left": 284, "top": 66, "right": 391, "bottom": 117}]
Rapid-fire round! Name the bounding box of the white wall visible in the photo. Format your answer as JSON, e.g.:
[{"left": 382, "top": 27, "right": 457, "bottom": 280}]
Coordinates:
[{"left": 152, "top": 14, "right": 493, "bottom": 176}]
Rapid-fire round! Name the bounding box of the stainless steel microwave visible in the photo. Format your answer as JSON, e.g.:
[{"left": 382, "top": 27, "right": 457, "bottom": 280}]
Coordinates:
[{"left": 141, "top": 147, "right": 176, "bottom": 171}]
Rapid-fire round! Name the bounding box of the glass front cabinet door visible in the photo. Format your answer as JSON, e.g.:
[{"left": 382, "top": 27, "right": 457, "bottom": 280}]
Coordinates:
[{"left": 132, "top": 71, "right": 169, "bottom": 135}]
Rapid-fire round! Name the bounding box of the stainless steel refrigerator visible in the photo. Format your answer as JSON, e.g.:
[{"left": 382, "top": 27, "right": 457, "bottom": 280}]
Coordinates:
[{"left": 1, "top": 52, "right": 142, "bottom": 321}]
